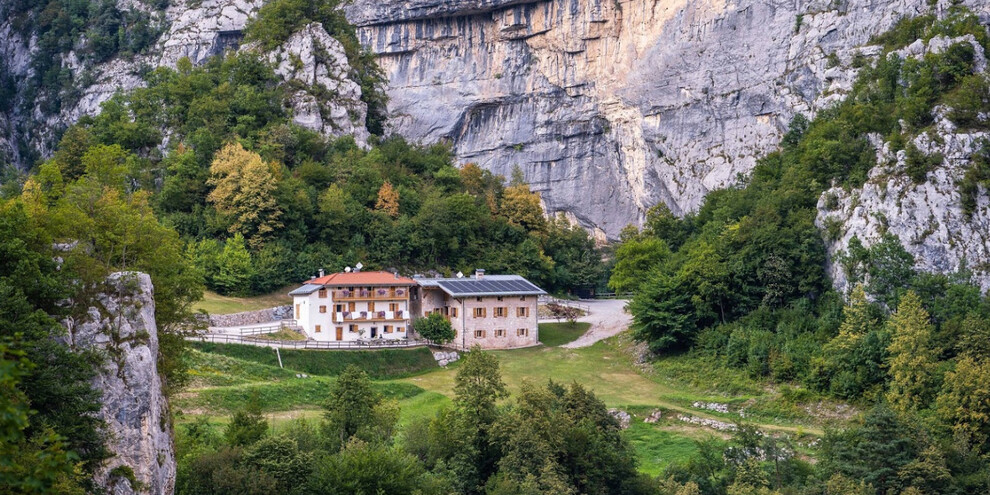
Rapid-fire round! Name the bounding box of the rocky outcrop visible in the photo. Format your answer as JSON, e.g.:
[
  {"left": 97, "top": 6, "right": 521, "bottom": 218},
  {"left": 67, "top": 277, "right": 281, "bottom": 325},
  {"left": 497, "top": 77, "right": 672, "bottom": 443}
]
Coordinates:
[
  {"left": 261, "top": 23, "right": 371, "bottom": 147},
  {"left": 64, "top": 272, "right": 175, "bottom": 495},
  {"left": 344, "top": 0, "right": 989, "bottom": 239},
  {"left": 816, "top": 35, "right": 990, "bottom": 293}
]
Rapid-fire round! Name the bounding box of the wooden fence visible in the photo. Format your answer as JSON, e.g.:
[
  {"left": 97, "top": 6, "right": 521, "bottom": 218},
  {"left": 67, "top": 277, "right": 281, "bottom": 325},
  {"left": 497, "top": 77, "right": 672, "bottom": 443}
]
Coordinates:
[
  {"left": 237, "top": 320, "right": 300, "bottom": 336},
  {"left": 190, "top": 333, "right": 428, "bottom": 350}
]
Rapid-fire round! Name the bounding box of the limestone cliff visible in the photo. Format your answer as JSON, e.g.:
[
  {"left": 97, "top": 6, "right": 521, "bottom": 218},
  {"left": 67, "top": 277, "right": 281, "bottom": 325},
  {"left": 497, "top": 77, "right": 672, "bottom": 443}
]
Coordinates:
[
  {"left": 63, "top": 272, "right": 175, "bottom": 495},
  {"left": 816, "top": 36, "right": 990, "bottom": 292},
  {"left": 343, "top": 0, "right": 989, "bottom": 239}
]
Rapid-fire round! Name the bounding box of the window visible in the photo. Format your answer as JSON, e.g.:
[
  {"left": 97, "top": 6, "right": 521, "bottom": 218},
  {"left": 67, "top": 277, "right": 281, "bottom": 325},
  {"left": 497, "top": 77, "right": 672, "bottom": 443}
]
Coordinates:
[
  {"left": 319, "top": 305, "right": 327, "bottom": 313},
  {"left": 494, "top": 307, "right": 507, "bottom": 317},
  {"left": 517, "top": 328, "right": 528, "bottom": 337},
  {"left": 318, "top": 288, "right": 327, "bottom": 298},
  {"left": 385, "top": 325, "right": 393, "bottom": 333},
  {"left": 473, "top": 307, "right": 486, "bottom": 318},
  {"left": 349, "top": 324, "right": 358, "bottom": 333},
  {"left": 451, "top": 307, "right": 458, "bottom": 317},
  {"left": 476, "top": 297, "right": 483, "bottom": 302},
  {"left": 495, "top": 329, "right": 505, "bottom": 337},
  {"left": 521, "top": 296, "right": 526, "bottom": 301},
  {"left": 474, "top": 329, "right": 486, "bottom": 338},
  {"left": 497, "top": 296, "right": 503, "bottom": 301},
  {"left": 368, "top": 302, "right": 375, "bottom": 312},
  {"left": 517, "top": 307, "right": 529, "bottom": 317},
  {"left": 295, "top": 304, "right": 300, "bottom": 319},
  {"left": 389, "top": 303, "right": 398, "bottom": 312},
  {"left": 315, "top": 325, "right": 322, "bottom": 333},
  {"left": 398, "top": 325, "right": 406, "bottom": 332},
  {"left": 335, "top": 304, "right": 344, "bottom": 312}
]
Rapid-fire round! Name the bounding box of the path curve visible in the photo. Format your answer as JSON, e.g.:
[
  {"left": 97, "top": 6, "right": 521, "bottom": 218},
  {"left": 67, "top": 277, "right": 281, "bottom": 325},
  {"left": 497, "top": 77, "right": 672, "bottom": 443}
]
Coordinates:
[{"left": 554, "top": 299, "right": 632, "bottom": 348}]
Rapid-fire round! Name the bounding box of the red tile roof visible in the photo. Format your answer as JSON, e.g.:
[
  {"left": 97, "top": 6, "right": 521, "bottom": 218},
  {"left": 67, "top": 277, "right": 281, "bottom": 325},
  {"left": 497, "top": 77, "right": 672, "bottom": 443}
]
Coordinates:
[{"left": 306, "top": 271, "right": 417, "bottom": 286}]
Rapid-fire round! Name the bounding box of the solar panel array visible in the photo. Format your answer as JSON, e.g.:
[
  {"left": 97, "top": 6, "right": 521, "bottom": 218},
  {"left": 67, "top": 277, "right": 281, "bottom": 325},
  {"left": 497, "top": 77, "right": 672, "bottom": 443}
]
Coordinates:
[{"left": 437, "top": 278, "right": 545, "bottom": 296}]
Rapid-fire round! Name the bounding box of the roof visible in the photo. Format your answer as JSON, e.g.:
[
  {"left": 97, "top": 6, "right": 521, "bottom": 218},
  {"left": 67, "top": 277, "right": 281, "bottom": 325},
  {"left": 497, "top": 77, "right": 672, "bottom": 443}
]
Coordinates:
[
  {"left": 417, "top": 274, "right": 546, "bottom": 297},
  {"left": 305, "top": 271, "right": 417, "bottom": 286},
  {"left": 288, "top": 284, "right": 324, "bottom": 296}
]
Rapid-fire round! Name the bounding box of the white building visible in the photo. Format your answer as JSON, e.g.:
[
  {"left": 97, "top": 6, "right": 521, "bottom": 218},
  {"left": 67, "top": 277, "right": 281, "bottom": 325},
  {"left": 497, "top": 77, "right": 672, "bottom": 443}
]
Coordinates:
[{"left": 288, "top": 270, "right": 417, "bottom": 342}]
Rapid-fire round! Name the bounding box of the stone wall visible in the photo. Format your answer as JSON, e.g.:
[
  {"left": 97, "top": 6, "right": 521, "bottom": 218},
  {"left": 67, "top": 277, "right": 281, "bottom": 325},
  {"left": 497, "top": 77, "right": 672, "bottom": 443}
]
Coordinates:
[{"left": 209, "top": 305, "right": 293, "bottom": 327}]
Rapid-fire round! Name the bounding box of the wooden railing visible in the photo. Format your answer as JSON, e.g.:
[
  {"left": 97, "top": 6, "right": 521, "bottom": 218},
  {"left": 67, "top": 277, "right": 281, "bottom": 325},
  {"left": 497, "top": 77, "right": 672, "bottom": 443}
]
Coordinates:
[
  {"left": 332, "top": 288, "right": 409, "bottom": 300},
  {"left": 334, "top": 310, "right": 406, "bottom": 322},
  {"left": 238, "top": 320, "right": 301, "bottom": 335},
  {"left": 190, "top": 333, "right": 427, "bottom": 350}
]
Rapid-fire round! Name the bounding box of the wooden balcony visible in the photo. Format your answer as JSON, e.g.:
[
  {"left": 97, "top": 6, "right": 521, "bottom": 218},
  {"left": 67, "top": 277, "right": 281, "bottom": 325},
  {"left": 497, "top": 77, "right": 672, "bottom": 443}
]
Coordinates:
[
  {"left": 334, "top": 310, "right": 408, "bottom": 322},
  {"left": 332, "top": 288, "right": 410, "bottom": 301}
]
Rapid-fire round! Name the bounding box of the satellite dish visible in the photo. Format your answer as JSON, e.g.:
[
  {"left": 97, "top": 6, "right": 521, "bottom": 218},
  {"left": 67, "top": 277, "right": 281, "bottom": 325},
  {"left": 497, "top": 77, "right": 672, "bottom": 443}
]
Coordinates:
[
  {"left": 345, "top": 266, "right": 352, "bottom": 273},
  {"left": 355, "top": 262, "right": 364, "bottom": 271},
  {"left": 456, "top": 271, "right": 464, "bottom": 278}
]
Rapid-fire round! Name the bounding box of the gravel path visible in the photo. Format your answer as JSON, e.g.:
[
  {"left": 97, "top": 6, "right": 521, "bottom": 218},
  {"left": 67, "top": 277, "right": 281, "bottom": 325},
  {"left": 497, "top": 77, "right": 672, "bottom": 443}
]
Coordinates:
[{"left": 557, "top": 299, "right": 632, "bottom": 348}]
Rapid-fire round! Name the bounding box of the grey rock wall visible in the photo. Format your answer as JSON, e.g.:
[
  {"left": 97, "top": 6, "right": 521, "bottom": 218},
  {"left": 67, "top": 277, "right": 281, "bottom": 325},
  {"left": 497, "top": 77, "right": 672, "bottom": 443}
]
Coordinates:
[
  {"left": 63, "top": 272, "right": 175, "bottom": 495},
  {"left": 207, "top": 304, "right": 292, "bottom": 327},
  {"left": 343, "top": 0, "right": 988, "bottom": 239}
]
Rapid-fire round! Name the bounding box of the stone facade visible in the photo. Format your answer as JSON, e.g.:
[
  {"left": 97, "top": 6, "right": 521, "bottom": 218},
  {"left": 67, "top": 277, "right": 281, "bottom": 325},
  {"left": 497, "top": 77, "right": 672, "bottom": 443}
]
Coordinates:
[{"left": 423, "top": 289, "right": 540, "bottom": 349}]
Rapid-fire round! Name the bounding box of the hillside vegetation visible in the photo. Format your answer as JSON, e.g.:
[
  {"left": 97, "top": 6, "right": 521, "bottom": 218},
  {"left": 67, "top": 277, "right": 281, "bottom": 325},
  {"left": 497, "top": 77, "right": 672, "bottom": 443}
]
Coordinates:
[{"left": 614, "top": 8, "right": 990, "bottom": 494}]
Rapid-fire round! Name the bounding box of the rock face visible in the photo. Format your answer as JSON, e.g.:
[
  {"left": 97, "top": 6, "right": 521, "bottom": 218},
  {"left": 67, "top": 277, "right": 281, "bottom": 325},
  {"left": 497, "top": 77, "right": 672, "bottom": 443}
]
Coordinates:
[
  {"left": 343, "top": 0, "right": 989, "bottom": 239},
  {"left": 64, "top": 272, "right": 175, "bottom": 495},
  {"left": 816, "top": 34, "right": 990, "bottom": 292},
  {"left": 262, "top": 23, "right": 371, "bottom": 147},
  {"left": 0, "top": 0, "right": 369, "bottom": 163}
]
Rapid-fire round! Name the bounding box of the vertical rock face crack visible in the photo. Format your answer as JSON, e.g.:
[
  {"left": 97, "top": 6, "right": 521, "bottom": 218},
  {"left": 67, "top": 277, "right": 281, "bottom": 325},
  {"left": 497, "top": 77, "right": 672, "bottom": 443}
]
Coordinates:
[{"left": 67, "top": 272, "right": 175, "bottom": 495}]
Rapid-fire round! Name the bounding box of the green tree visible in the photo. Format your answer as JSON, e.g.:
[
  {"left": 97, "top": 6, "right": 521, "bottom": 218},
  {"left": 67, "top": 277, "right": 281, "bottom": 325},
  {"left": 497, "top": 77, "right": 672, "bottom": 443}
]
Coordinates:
[
  {"left": 321, "top": 365, "right": 397, "bottom": 450},
  {"left": 608, "top": 237, "right": 670, "bottom": 294},
  {"left": 214, "top": 233, "right": 255, "bottom": 296},
  {"left": 886, "top": 291, "right": 939, "bottom": 413},
  {"left": 820, "top": 405, "right": 917, "bottom": 495},
  {"left": 307, "top": 438, "right": 449, "bottom": 495},
  {"left": 225, "top": 391, "right": 268, "bottom": 447},
  {"left": 936, "top": 356, "right": 990, "bottom": 446},
  {"left": 629, "top": 272, "right": 698, "bottom": 353},
  {"left": 449, "top": 348, "right": 509, "bottom": 493},
  {"left": 414, "top": 312, "right": 455, "bottom": 344}
]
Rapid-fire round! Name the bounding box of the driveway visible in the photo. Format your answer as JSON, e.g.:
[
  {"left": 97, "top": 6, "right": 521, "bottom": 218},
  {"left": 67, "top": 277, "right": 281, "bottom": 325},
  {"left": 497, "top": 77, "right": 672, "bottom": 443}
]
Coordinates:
[{"left": 553, "top": 299, "right": 632, "bottom": 348}]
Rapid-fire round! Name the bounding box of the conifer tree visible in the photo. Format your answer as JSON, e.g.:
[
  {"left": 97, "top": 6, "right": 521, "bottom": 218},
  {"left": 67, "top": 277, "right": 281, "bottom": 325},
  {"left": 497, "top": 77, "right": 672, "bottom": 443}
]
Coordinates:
[{"left": 886, "top": 291, "right": 939, "bottom": 413}]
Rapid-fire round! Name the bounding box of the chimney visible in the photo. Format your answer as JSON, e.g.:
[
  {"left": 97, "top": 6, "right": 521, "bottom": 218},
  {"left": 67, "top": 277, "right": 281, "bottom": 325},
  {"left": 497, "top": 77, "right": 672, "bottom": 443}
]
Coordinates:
[
  {"left": 475, "top": 269, "right": 485, "bottom": 279},
  {"left": 318, "top": 268, "right": 325, "bottom": 278}
]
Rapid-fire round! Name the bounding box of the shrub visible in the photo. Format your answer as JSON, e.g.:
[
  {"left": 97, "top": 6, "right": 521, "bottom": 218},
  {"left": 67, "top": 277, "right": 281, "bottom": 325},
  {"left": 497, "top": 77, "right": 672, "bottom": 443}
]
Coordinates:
[{"left": 413, "top": 312, "right": 455, "bottom": 344}]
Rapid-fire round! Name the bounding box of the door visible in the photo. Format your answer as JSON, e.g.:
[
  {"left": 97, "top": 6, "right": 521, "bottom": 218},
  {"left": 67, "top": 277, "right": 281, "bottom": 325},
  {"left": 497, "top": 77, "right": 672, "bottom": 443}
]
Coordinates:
[
  {"left": 335, "top": 327, "right": 343, "bottom": 341},
  {"left": 370, "top": 327, "right": 378, "bottom": 338}
]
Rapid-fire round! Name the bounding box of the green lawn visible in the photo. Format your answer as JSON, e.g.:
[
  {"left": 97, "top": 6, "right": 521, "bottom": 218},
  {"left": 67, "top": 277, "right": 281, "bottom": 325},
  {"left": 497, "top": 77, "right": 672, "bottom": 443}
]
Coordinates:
[
  {"left": 178, "top": 330, "right": 842, "bottom": 475},
  {"left": 538, "top": 321, "right": 591, "bottom": 346},
  {"left": 193, "top": 286, "right": 294, "bottom": 314}
]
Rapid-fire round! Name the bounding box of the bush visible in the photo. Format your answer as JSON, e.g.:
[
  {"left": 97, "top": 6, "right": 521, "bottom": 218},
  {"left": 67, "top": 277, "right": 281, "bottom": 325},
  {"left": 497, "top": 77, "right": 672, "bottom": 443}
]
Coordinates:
[{"left": 413, "top": 313, "right": 455, "bottom": 344}]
